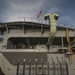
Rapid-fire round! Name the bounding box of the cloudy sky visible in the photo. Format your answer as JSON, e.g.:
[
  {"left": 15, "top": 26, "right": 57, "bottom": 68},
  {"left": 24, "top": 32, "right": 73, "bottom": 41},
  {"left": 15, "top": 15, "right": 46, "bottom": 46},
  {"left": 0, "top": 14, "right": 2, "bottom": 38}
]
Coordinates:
[{"left": 0, "top": 0, "right": 75, "bottom": 26}]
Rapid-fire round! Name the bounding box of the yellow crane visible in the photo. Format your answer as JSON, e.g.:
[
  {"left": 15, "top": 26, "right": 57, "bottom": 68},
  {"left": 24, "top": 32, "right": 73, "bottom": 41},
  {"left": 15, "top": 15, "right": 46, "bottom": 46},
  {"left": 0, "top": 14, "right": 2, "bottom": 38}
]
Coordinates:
[{"left": 66, "top": 28, "right": 72, "bottom": 62}]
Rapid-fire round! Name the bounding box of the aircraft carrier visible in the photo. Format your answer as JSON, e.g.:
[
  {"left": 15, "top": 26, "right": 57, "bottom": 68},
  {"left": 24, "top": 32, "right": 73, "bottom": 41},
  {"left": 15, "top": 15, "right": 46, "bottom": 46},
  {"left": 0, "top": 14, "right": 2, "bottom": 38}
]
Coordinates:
[{"left": 0, "top": 14, "right": 75, "bottom": 75}]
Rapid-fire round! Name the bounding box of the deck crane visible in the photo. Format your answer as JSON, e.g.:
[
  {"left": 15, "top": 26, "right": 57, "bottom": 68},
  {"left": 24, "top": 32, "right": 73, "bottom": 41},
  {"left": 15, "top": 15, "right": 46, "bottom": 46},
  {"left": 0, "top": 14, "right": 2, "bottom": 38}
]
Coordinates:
[{"left": 66, "top": 28, "right": 72, "bottom": 62}]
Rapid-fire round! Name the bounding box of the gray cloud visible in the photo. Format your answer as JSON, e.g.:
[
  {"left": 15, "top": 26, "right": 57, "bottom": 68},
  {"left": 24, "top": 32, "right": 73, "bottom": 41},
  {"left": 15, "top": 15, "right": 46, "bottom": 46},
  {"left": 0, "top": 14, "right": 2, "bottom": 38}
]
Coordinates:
[
  {"left": 1, "top": 0, "right": 66, "bottom": 22},
  {"left": 0, "top": 0, "right": 75, "bottom": 27},
  {"left": 1, "top": 0, "right": 44, "bottom": 22}
]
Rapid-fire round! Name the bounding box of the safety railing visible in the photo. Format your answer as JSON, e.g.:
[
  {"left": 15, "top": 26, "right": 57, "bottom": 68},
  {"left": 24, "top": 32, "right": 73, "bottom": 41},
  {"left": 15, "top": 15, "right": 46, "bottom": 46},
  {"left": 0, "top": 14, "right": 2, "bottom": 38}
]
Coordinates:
[
  {"left": 58, "top": 23, "right": 75, "bottom": 29},
  {"left": 17, "top": 17, "right": 49, "bottom": 24},
  {"left": 17, "top": 17, "right": 75, "bottom": 29}
]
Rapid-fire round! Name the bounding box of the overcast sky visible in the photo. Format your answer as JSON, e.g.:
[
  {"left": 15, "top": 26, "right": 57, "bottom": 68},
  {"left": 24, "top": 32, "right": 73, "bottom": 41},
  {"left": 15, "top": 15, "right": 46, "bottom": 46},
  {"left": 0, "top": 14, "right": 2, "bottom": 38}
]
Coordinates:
[{"left": 0, "top": 0, "right": 75, "bottom": 26}]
